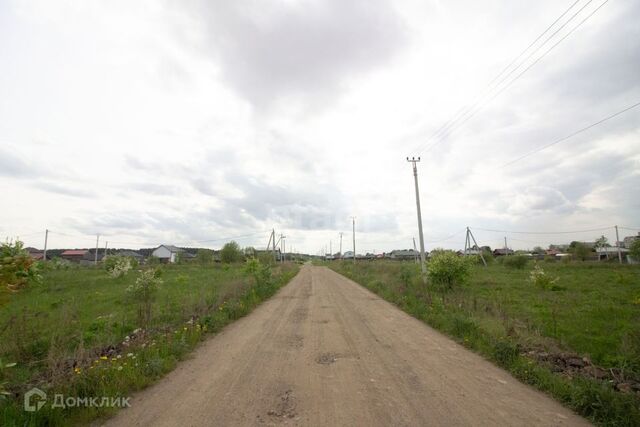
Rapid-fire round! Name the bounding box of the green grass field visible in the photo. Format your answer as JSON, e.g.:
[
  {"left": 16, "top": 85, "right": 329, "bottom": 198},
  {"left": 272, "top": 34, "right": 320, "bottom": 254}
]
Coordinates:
[
  {"left": 0, "top": 261, "right": 299, "bottom": 426},
  {"left": 328, "top": 260, "right": 640, "bottom": 427}
]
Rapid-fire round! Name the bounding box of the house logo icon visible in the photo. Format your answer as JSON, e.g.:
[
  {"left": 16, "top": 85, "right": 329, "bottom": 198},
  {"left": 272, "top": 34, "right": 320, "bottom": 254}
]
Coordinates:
[{"left": 24, "top": 387, "right": 47, "bottom": 412}]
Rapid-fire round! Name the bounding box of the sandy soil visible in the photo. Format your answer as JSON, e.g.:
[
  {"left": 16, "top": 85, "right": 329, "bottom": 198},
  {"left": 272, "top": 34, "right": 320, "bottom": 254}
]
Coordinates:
[{"left": 103, "top": 265, "right": 590, "bottom": 426}]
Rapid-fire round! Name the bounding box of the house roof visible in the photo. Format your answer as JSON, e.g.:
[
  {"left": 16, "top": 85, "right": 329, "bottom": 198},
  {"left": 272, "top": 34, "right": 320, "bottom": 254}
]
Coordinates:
[
  {"left": 61, "top": 250, "right": 89, "bottom": 256},
  {"left": 390, "top": 249, "right": 417, "bottom": 256},
  {"left": 118, "top": 250, "right": 143, "bottom": 258},
  {"left": 157, "top": 245, "right": 184, "bottom": 253}
]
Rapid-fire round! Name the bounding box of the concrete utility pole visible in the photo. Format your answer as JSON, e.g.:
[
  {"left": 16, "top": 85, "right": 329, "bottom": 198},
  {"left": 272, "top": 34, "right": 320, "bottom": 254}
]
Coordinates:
[
  {"left": 407, "top": 157, "right": 427, "bottom": 278},
  {"left": 615, "top": 225, "right": 622, "bottom": 264},
  {"left": 272, "top": 229, "right": 277, "bottom": 262},
  {"left": 104, "top": 241, "right": 108, "bottom": 259},
  {"left": 413, "top": 237, "right": 419, "bottom": 264},
  {"left": 94, "top": 234, "right": 100, "bottom": 265},
  {"left": 504, "top": 236, "right": 508, "bottom": 255},
  {"left": 279, "top": 234, "right": 286, "bottom": 263},
  {"left": 468, "top": 227, "right": 487, "bottom": 267},
  {"left": 43, "top": 229, "right": 49, "bottom": 262},
  {"left": 339, "top": 232, "right": 343, "bottom": 258},
  {"left": 351, "top": 216, "right": 356, "bottom": 264}
]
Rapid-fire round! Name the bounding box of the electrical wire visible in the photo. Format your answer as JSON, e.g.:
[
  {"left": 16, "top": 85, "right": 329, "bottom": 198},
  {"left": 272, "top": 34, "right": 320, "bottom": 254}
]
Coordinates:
[
  {"left": 406, "top": 0, "right": 586, "bottom": 156},
  {"left": 414, "top": 0, "right": 610, "bottom": 156},
  {"left": 499, "top": 100, "right": 640, "bottom": 168},
  {"left": 471, "top": 226, "right": 612, "bottom": 234}
]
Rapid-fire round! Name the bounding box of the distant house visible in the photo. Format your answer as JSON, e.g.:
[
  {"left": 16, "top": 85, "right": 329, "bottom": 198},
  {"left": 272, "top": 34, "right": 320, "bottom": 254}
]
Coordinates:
[
  {"left": 388, "top": 249, "right": 418, "bottom": 260},
  {"left": 25, "top": 247, "right": 45, "bottom": 261},
  {"left": 342, "top": 250, "right": 355, "bottom": 259},
  {"left": 151, "top": 245, "right": 184, "bottom": 263},
  {"left": 493, "top": 248, "right": 514, "bottom": 257},
  {"left": 596, "top": 247, "right": 629, "bottom": 261},
  {"left": 623, "top": 233, "right": 639, "bottom": 249},
  {"left": 117, "top": 250, "right": 144, "bottom": 263},
  {"left": 463, "top": 247, "right": 481, "bottom": 256},
  {"left": 61, "top": 250, "right": 89, "bottom": 263}
]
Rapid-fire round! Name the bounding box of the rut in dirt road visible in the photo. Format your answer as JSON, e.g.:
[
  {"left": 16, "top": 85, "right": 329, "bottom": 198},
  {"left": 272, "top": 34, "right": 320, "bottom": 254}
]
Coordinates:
[{"left": 103, "top": 265, "right": 590, "bottom": 426}]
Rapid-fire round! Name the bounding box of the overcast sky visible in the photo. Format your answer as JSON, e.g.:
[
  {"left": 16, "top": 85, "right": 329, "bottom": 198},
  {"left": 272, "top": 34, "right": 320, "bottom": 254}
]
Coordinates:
[{"left": 1, "top": 0, "right": 639, "bottom": 253}]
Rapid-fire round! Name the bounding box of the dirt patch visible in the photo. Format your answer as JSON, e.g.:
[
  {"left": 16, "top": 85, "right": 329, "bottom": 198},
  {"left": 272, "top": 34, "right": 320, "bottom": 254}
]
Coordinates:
[
  {"left": 285, "top": 334, "right": 304, "bottom": 349},
  {"left": 524, "top": 350, "right": 640, "bottom": 396},
  {"left": 266, "top": 389, "right": 297, "bottom": 419},
  {"left": 316, "top": 352, "right": 339, "bottom": 365},
  {"left": 313, "top": 319, "right": 330, "bottom": 324},
  {"left": 291, "top": 308, "right": 308, "bottom": 322}
]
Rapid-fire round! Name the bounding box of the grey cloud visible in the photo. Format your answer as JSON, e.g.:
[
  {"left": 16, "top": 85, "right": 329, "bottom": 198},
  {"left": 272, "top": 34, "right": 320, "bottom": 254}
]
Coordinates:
[
  {"left": 190, "top": 0, "right": 407, "bottom": 108},
  {"left": 546, "top": 2, "right": 640, "bottom": 102},
  {"left": 0, "top": 150, "right": 34, "bottom": 178},
  {"left": 32, "top": 181, "right": 93, "bottom": 198},
  {"left": 72, "top": 209, "right": 262, "bottom": 246},
  {"left": 505, "top": 186, "right": 573, "bottom": 216},
  {"left": 189, "top": 168, "right": 348, "bottom": 230}
]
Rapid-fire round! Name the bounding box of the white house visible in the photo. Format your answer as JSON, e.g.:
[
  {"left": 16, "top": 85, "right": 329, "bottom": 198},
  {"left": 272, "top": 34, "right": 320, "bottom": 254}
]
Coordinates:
[
  {"left": 342, "top": 250, "right": 355, "bottom": 259},
  {"left": 151, "top": 245, "right": 184, "bottom": 263}
]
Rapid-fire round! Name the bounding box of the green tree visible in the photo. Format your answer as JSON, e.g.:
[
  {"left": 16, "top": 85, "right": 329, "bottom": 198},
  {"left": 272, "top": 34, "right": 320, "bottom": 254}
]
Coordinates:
[
  {"left": 595, "top": 235, "right": 610, "bottom": 248},
  {"left": 427, "top": 251, "right": 471, "bottom": 291},
  {"left": 571, "top": 242, "right": 590, "bottom": 261},
  {"left": 126, "top": 269, "right": 162, "bottom": 327},
  {"left": 0, "top": 239, "right": 40, "bottom": 294},
  {"left": 220, "top": 241, "right": 243, "bottom": 263},
  {"left": 629, "top": 239, "right": 640, "bottom": 261}
]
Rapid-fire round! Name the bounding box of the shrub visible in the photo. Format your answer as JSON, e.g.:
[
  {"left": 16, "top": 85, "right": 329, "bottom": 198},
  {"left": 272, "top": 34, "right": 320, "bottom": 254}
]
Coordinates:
[
  {"left": 244, "top": 258, "right": 272, "bottom": 290},
  {"left": 49, "top": 257, "right": 73, "bottom": 270},
  {"left": 0, "top": 239, "right": 40, "bottom": 293},
  {"left": 126, "top": 269, "right": 162, "bottom": 326},
  {"left": 502, "top": 255, "right": 529, "bottom": 269},
  {"left": 570, "top": 242, "right": 591, "bottom": 261},
  {"left": 104, "top": 256, "right": 132, "bottom": 278},
  {"left": 427, "top": 251, "right": 470, "bottom": 291},
  {"left": 220, "top": 241, "right": 243, "bottom": 263},
  {"left": 196, "top": 248, "right": 214, "bottom": 265},
  {"left": 480, "top": 250, "right": 494, "bottom": 264},
  {"left": 529, "top": 264, "right": 559, "bottom": 290}
]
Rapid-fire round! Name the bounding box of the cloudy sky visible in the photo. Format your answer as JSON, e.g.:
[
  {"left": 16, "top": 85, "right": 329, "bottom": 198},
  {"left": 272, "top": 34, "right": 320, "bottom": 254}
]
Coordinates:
[{"left": 1, "top": 0, "right": 639, "bottom": 253}]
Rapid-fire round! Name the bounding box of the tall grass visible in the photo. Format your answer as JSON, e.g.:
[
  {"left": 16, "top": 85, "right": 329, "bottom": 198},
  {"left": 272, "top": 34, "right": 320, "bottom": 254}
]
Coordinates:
[{"left": 0, "top": 261, "right": 299, "bottom": 426}]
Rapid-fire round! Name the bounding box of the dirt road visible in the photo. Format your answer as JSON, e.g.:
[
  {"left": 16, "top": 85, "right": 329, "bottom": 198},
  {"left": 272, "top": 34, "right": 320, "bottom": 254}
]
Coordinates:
[{"left": 104, "top": 266, "right": 589, "bottom": 426}]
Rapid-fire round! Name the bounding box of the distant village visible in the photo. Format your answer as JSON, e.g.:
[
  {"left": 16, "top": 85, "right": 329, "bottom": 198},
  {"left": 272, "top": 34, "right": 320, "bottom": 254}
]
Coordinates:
[{"left": 22, "top": 231, "right": 640, "bottom": 265}]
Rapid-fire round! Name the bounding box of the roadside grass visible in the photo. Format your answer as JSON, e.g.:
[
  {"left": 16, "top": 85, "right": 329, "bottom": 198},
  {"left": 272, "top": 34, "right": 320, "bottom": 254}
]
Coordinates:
[
  {"left": 328, "top": 260, "right": 640, "bottom": 427},
  {"left": 0, "top": 261, "right": 299, "bottom": 426}
]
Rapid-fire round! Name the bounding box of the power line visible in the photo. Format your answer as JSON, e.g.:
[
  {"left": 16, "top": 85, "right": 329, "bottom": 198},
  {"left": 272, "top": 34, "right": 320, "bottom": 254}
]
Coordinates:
[
  {"left": 412, "top": 0, "right": 588, "bottom": 155},
  {"left": 425, "top": 229, "right": 467, "bottom": 244},
  {"left": 414, "top": 0, "right": 610, "bottom": 156},
  {"left": 500, "top": 100, "right": 640, "bottom": 168},
  {"left": 472, "top": 226, "right": 612, "bottom": 235}
]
